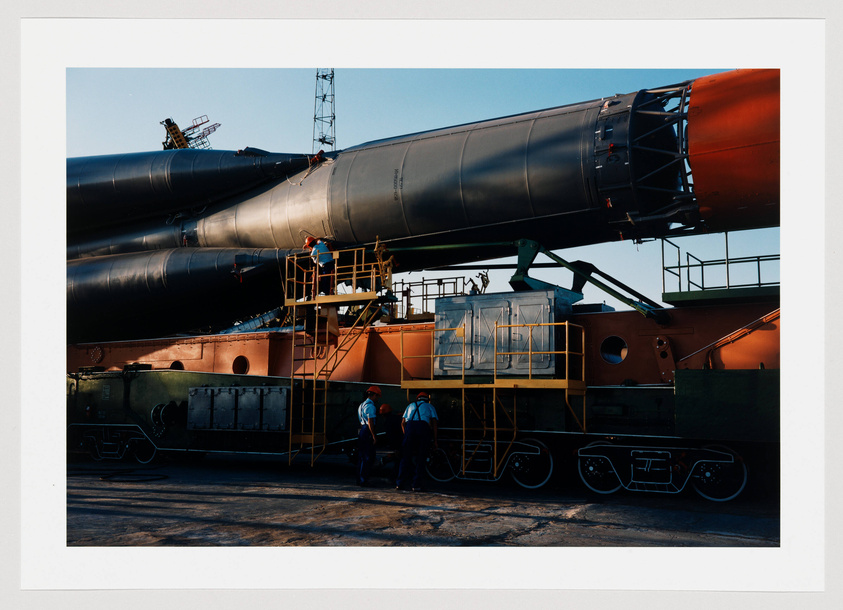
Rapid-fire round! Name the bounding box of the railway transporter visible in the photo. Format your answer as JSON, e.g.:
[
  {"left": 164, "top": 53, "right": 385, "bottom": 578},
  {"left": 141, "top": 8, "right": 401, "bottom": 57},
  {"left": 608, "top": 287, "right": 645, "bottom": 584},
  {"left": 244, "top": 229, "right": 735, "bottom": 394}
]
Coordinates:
[{"left": 66, "top": 69, "right": 780, "bottom": 501}]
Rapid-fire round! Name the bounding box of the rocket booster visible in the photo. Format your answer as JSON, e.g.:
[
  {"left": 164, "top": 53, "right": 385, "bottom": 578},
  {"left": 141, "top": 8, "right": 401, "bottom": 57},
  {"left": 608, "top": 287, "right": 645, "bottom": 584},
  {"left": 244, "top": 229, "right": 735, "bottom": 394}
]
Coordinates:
[
  {"left": 67, "top": 148, "right": 313, "bottom": 237},
  {"left": 67, "top": 248, "right": 290, "bottom": 342},
  {"left": 67, "top": 69, "right": 779, "bottom": 342}
]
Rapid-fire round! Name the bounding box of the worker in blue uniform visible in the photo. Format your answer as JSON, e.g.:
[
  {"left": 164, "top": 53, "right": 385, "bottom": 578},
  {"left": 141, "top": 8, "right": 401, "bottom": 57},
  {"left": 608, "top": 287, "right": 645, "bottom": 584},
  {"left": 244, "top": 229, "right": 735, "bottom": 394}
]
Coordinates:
[
  {"left": 303, "top": 236, "right": 335, "bottom": 296},
  {"left": 356, "top": 385, "right": 381, "bottom": 486},
  {"left": 396, "top": 391, "right": 439, "bottom": 491}
]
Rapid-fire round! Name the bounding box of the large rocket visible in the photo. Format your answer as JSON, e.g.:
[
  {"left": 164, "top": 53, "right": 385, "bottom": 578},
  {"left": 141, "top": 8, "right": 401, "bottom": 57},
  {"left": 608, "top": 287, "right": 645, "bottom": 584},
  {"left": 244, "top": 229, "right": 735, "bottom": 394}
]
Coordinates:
[{"left": 67, "top": 69, "right": 779, "bottom": 342}]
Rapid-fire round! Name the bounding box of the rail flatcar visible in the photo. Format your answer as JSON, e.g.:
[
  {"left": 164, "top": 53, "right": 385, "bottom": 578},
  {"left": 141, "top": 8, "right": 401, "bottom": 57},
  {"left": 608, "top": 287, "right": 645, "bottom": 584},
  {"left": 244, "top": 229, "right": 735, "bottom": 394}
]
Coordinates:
[{"left": 67, "top": 234, "right": 779, "bottom": 502}]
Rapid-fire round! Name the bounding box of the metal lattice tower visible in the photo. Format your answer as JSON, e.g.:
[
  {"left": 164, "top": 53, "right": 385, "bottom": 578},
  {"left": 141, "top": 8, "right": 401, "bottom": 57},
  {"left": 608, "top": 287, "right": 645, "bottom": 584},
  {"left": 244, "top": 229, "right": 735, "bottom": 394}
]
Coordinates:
[{"left": 313, "top": 69, "right": 336, "bottom": 153}]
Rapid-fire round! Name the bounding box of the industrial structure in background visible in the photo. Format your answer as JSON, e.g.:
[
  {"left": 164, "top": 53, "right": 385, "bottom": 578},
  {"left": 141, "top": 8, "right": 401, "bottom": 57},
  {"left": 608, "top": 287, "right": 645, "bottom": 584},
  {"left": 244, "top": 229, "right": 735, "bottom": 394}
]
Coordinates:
[
  {"left": 67, "top": 69, "right": 780, "bottom": 503},
  {"left": 312, "top": 68, "right": 335, "bottom": 153},
  {"left": 161, "top": 115, "right": 220, "bottom": 150}
]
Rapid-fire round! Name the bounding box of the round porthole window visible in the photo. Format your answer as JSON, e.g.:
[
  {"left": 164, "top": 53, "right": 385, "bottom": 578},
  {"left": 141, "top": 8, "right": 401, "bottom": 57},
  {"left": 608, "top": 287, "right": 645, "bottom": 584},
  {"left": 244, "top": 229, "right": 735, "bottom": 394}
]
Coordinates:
[
  {"left": 600, "top": 336, "right": 628, "bottom": 364},
  {"left": 232, "top": 355, "right": 250, "bottom": 375}
]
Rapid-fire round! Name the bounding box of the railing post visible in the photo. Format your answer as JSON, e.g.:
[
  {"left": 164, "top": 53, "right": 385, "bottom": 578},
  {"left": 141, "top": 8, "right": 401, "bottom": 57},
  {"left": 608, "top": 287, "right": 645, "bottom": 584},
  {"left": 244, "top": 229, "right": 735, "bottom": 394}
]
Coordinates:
[
  {"left": 564, "top": 322, "right": 569, "bottom": 381},
  {"left": 528, "top": 325, "right": 534, "bottom": 380},
  {"left": 494, "top": 322, "right": 499, "bottom": 384},
  {"left": 725, "top": 232, "right": 731, "bottom": 289},
  {"left": 676, "top": 241, "right": 682, "bottom": 292},
  {"left": 429, "top": 327, "right": 435, "bottom": 381},
  {"left": 684, "top": 250, "right": 689, "bottom": 292}
]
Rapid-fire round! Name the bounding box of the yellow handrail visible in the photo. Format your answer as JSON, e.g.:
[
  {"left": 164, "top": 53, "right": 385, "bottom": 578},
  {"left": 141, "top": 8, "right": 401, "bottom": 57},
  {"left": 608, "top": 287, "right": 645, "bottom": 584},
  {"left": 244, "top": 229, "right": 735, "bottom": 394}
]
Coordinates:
[
  {"left": 399, "top": 325, "right": 466, "bottom": 384},
  {"left": 285, "top": 245, "right": 393, "bottom": 466},
  {"left": 493, "top": 321, "right": 585, "bottom": 383},
  {"left": 284, "top": 245, "right": 392, "bottom": 305}
]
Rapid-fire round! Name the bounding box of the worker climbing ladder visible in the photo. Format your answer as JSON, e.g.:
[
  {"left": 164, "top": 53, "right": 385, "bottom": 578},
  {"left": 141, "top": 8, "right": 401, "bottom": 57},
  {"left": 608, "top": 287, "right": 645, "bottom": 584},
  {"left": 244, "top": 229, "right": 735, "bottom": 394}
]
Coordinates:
[{"left": 283, "top": 243, "right": 394, "bottom": 465}]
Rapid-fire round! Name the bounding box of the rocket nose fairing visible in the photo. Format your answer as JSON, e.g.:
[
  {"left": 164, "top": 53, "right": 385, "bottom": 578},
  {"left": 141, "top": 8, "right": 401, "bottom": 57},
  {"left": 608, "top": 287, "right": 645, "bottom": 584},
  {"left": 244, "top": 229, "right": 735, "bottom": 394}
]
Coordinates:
[{"left": 66, "top": 69, "right": 780, "bottom": 342}]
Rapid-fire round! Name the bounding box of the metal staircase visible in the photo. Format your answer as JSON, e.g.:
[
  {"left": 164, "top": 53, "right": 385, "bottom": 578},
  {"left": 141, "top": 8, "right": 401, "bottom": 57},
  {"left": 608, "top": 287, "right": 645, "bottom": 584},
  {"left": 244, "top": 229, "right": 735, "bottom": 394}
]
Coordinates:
[{"left": 284, "top": 244, "right": 393, "bottom": 465}]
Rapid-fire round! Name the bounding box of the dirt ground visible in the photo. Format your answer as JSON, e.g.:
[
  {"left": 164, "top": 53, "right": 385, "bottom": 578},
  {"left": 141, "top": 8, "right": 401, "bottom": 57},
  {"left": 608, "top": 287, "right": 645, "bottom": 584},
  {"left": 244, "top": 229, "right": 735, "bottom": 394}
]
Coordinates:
[{"left": 66, "top": 453, "right": 780, "bottom": 547}]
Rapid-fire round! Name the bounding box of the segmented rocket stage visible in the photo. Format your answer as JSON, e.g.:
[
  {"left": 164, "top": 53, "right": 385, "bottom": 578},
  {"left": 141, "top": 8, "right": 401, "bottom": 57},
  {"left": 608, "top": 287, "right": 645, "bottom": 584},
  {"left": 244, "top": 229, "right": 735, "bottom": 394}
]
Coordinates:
[{"left": 66, "top": 69, "right": 779, "bottom": 342}]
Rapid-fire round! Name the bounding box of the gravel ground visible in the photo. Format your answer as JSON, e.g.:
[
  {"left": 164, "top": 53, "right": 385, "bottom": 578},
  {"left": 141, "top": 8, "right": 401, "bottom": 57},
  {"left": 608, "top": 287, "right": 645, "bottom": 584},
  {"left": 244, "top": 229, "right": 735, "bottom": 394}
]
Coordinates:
[{"left": 66, "top": 454, "right": 780, "bottom": 547}]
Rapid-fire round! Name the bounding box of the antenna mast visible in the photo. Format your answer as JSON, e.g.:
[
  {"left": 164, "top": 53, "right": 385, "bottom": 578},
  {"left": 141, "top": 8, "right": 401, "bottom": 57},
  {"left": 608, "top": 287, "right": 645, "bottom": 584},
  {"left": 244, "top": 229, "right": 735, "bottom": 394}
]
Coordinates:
[{"left": 313, "top": 69, "right": 336, "bottom": 153}]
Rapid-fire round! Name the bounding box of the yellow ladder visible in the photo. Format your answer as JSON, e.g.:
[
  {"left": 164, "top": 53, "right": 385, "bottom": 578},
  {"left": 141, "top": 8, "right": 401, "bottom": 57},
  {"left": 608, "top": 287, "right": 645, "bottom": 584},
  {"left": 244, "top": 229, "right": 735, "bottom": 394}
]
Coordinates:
[{"left": 285, "top": 244, "right": 393, "bottom": 465}]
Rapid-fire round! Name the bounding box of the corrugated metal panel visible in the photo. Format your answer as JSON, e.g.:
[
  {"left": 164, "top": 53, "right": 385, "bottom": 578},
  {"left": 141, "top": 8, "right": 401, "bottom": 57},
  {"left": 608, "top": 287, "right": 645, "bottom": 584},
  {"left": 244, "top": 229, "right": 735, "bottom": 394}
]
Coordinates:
[{"left": 434, "top": 290, "right": 573, "bottom": 376}]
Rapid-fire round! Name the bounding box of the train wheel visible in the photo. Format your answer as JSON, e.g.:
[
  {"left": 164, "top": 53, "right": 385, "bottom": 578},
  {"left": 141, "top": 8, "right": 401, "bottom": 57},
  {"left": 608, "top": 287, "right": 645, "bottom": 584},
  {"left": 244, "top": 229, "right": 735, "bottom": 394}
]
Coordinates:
[
  {"left": 131, "top": 438, "right": 158, "bottom": 465},
  {"left": 509, "top": 439, "right": 554, "bottom": 489},
  {"left": 577, "top": 441, "right": 622, "bottom": 494},
  {"left": 691, "top": 445, "right": 748, "bottom": 502},
  {"left": 81, "top": 432, "right": 105, "bottom": 461},
  {"left": 426, "top": 447, "right": 456, "bottom": 483}
]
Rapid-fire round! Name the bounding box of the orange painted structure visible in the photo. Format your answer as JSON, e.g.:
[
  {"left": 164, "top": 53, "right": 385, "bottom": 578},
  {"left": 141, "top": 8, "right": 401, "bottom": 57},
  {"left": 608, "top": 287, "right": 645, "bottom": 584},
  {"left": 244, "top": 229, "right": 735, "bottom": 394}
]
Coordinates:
[
  {"left": 68, "top": 300, "right": 778, "bottom": 388},
  {"left": 67, "top": 324, "right": 434, "bottom": 385},
  {"left": 688, "top": 69, "right": 780, "bottom": 231}
]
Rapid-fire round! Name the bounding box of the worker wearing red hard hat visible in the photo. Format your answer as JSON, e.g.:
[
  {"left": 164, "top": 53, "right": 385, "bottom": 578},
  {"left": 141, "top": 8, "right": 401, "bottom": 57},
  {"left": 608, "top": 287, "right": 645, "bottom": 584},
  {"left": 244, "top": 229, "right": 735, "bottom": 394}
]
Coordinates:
[
  {"left": 396, "top": 391, "right": 439, "bottom": 492},
  {"left": 303, "top": 235, "right": 335, "bottom": 296},
  {"left": 356, "top": 385, "right": 382, "bottom": 486}
]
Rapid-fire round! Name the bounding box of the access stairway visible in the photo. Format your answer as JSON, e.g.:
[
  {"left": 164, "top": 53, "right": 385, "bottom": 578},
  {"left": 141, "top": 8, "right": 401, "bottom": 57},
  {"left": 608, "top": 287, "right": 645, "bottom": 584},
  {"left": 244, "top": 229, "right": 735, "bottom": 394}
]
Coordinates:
[{"left": 283, "top": 243, "right": 394, "bottom": 465}]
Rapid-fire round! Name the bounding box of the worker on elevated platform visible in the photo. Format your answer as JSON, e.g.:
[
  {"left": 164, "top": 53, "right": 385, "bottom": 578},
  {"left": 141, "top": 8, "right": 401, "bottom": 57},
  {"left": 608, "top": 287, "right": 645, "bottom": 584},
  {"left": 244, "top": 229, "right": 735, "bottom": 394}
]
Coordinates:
[
  {"left": 396, "top": 391, "right": 439, "bottom": 492},
  {"left": 356, "top": 385, "right": 381, "bottom": 487},
  {"left": 304, "top": 236, "right": 335, "bottom": 296}
]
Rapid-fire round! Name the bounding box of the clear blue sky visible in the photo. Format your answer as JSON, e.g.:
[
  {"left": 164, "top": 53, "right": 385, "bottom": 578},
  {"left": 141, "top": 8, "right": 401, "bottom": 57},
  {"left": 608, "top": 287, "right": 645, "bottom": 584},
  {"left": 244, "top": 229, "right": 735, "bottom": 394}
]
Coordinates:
[
  {"left": 68, "top": 68, "right": 728, "bottom": 157},
  {"left": 66, "top": 68, "right": 780, "bottom": 309}
]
